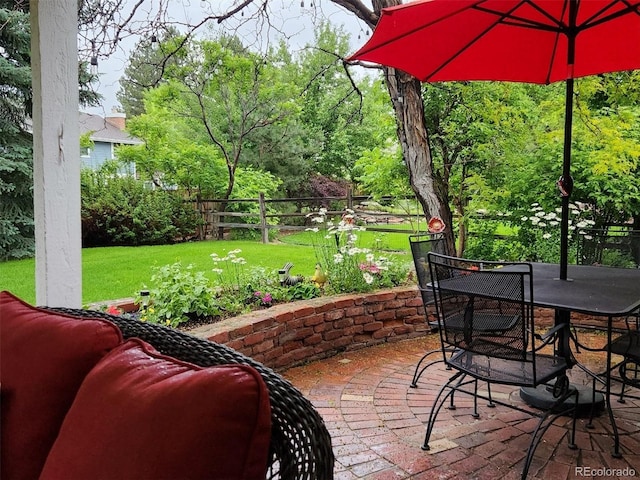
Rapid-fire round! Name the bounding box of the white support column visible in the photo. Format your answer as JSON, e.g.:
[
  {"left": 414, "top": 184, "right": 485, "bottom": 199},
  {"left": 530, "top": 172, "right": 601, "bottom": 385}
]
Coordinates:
[{"left": 31, "top": 0, "right": 82, "bottom": 307}]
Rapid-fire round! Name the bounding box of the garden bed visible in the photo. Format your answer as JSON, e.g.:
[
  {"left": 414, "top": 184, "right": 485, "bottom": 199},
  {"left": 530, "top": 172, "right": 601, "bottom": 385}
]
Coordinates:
[{"left": 99, "top": 286, "right": 612, "bottom": 372}]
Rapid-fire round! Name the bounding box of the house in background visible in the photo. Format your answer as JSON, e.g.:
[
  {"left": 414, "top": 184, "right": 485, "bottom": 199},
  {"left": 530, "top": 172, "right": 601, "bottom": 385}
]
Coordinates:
[{"left": 79, "top": 111, "right": 143, "bottom": 174}]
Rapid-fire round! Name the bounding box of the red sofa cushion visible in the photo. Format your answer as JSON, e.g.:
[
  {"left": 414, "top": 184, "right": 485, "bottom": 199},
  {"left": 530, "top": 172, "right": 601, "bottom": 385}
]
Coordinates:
[
  {"left": 0, "top": 291, "right": 123, "bottom": 480},
  {"left": 40, "top": 338, "right": 272, "bottom": 480}
]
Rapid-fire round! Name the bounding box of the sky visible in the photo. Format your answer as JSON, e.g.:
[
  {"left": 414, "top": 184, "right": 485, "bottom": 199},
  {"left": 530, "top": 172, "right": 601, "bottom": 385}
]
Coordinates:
[{"left": 84, "top": 1, "right": 369, "bottom": 116}]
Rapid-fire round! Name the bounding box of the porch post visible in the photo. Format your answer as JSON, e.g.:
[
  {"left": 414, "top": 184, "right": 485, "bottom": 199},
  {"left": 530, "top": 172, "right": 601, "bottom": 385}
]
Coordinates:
[{"left": 30, "top": 0, "right": 82, "bottom": 307}]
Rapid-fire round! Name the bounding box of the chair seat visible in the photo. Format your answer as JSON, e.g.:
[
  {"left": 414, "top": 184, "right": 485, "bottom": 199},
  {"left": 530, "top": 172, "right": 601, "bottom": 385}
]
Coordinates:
[
  {"left": 610, "top": 332, "right": 640, "bottom": 362},
  {"left": 448, "top": 349, "right": 568, "bottom": 387}
]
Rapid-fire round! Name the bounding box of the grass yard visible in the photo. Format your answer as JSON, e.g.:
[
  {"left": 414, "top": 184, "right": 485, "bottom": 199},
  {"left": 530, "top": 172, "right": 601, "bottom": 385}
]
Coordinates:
[
  {"left": 0, "top": 234, "right": 414, "bottom": 305},
  {"left": 279, "top": 228, "right": 415, "bottom": 251}
]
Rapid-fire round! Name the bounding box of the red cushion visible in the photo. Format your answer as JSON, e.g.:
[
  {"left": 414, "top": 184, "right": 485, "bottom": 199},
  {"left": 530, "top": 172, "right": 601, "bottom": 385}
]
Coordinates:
[
  {"left": 0, "top": 291, "right": 123, "bottom": 480},
  {"left": 40, "top": 338, "right": 272, "bottom": 480}
]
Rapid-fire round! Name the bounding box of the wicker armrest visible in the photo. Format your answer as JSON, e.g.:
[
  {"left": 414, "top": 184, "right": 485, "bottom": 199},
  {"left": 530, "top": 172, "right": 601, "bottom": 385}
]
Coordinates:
[{"left": 48, "top": 308, "right": 334, "bottom": 480}]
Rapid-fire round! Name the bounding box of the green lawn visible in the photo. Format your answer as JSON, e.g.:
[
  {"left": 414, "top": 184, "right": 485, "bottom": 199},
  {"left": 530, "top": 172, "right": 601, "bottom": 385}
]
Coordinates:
[
  {"left": 0, "top": 235, "right": 414, "bottom": 305},
  {"left": 279, "top": 229, "right": 415, "bottom": 251}
]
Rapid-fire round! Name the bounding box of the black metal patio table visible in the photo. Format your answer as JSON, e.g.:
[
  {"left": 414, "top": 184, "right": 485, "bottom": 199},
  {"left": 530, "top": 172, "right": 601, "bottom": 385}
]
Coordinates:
[
  {"left": 517, "top": 262, "right": 640, "bottom": 456},
  {"left": 519, "top": 262, "right": 639, "bottom": 371},
  {"left": 430, "top": 259, "right": 640, "bottom": 455},
  {"left": 522, "top": 263, "right": 640, "bottom": 318}
]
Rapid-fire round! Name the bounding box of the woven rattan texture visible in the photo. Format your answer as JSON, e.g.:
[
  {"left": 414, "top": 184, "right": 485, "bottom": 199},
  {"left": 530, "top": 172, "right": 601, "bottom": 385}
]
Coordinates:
[{"left": 48, "top": 308, "right": 334, "bottom": 480}]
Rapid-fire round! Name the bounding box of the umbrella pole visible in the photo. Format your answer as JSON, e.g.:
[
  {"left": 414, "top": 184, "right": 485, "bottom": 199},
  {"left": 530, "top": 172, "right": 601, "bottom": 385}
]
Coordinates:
[{"left": 559, "top": 78, "right": 574, "bottom": 281}]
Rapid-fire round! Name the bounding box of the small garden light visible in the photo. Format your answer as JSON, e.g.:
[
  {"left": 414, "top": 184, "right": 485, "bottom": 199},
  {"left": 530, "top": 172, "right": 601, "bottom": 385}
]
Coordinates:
[{"left": 139, "top": 290, "right": 150, "bottom": 310}]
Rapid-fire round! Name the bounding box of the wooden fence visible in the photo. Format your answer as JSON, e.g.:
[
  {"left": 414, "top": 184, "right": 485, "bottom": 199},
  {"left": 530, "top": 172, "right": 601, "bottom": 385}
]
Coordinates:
[{"left": 189, "top": 192, "right": 425, "bottom": 243}]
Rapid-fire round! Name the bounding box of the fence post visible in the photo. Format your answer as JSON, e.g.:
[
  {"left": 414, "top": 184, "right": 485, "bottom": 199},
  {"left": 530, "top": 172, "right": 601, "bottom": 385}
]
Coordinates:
[
  {"left": 347, "top": 187, "right": 353, "bottom": 210},
  {"left": 197, "top": 196, "right": 204, "bottom": 240},
  {"left": 259, "top": 192, "right": 269, "bottom": 244}
]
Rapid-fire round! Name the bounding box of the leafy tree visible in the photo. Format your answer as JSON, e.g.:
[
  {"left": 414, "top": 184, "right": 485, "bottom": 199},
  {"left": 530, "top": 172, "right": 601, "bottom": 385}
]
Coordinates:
[
  {"left": 497, "top": 77, "right": 640, "bottom": 230},
  {"left": 171, "top": 36, "right": 296, "bottom": 207},
  {"left": 297, "top": 23, "right": 365, "bottom": 180},
  {"left": 118, "top": 41, "right": 283, "bottom": 237},
  {"left": 572, "top": 75, "right": 640, "bottom": 226},
  {"left": 354, "top": 78, "right": 409, "bottom": 198},
  {"left": 421, "top": 81, "right": 545, "bottom": 254},
  {"left": 233, "top": 40, "right": 320, "bottom": 197},
  {"left": 118, "top": 93, "right": 230, "bottom": 198},
  {"left": 121, "top": 33, "right": 306, "bottom": 241}
]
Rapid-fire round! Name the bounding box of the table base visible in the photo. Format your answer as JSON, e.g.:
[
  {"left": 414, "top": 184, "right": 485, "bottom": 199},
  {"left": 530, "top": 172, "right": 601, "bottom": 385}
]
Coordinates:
[{"left": 520, "top": 385, "right": 604, "bottom": 414}]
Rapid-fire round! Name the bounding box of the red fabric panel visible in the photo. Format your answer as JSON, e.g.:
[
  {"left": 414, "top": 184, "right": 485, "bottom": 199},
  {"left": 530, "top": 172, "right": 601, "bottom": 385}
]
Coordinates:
[
  {"left": 40, "top": 339, "right": 272, "bottom": 480},
  {"left": 0, "top": 291, "right": 123, "bottom": 480},
  {"left": 348, "top": 0, "right": 640, "bottom": 84}
]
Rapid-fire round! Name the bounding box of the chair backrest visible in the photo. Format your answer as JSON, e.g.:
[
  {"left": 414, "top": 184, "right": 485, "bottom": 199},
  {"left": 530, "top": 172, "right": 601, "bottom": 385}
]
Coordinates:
[
  {"left": 409, "top": 233, "right": 447, "bottom": 306},
  {"left": 427, "top": 253, "right": 535, "bottom": 367},
  {"left": 577, "top": 228, "right": 640, "bottom": 268}
]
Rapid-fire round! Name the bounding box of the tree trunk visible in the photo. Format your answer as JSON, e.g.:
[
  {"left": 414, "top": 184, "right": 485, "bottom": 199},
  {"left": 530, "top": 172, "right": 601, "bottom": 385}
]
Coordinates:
[
  {"left": 385, "top": 69, "right": 455, "bottom": 255},
  {"left": 454, "top": 162, "right": 469, "bottom": 257},
  {"left": 344, "top": 0, "right": 455, "bottom": 256}
]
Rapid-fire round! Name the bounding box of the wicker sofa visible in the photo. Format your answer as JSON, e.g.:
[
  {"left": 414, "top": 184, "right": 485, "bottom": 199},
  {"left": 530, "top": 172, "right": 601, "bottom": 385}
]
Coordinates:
[{"left": 0, "top": 291, "right": 334, "bottom": 480}]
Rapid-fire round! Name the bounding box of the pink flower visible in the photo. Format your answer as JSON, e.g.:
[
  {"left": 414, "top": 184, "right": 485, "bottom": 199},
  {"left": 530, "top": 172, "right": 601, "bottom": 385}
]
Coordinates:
[{"left": 359, "top": 263, "right": 381, "bottom": 274}]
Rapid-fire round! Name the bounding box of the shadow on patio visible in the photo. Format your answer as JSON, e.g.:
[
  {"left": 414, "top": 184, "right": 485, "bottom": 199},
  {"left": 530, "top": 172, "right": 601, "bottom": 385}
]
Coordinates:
[{"left": 284, "top": 333, "right": 640, "bottom": 480}]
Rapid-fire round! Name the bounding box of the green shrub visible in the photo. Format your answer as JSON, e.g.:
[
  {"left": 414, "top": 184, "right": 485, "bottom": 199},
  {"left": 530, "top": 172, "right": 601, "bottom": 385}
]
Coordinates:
[{"left": 81, "top": 167, "right": 199, "bottom": 247}]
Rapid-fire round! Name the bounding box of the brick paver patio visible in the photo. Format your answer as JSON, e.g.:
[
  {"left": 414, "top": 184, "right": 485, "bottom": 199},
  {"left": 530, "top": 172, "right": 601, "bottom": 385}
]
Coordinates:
[{"left": 284, "top": 333, "right": 640, "bottom": 479}]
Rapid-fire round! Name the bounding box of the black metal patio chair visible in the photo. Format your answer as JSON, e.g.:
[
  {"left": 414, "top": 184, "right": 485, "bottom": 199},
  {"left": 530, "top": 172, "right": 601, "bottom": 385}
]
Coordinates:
[
  {"left": 577, "top": 228, "right": 640, "bottom": 268},
  {"left": 46, "top": 307, "right": 335, "bottom": 480},
  {"left": 423, "top": 253, "right": 578, "bottom": 480},
  {"left": 409, "top": 233, "right": 519, "bottom": 391},
  {"left": 575, "top": 309, "right": 640, "bottom": 459},
  {"left": 408, "top": 233, "right": 451, "bottom": 387},
  {"left": 409, "top": 232, "right": 447, "bottom": 308},
  {"left": 573, "top": 228, "right": 640, "bottom": 405},
  {"left": 609, "top": 323, "right": 640, "bottom": 392}
]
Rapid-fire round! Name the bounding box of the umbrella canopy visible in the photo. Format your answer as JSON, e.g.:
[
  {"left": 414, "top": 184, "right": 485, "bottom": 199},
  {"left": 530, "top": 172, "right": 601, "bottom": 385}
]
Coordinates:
[
  {"left": 349, "top": 0, "right": 640, "bottom": 279},
  {"left": 349, "top": 0, "right": 640, "bottom": 84}
]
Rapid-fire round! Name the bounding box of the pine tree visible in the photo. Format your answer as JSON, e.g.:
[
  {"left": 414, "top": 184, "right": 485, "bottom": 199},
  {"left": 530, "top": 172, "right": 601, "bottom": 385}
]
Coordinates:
[
  {"left": 0, "top": 3, "right": 101, "bottom": 260},
  {"left": 0, "top": 5, "right": 34, "bottom": 260}
]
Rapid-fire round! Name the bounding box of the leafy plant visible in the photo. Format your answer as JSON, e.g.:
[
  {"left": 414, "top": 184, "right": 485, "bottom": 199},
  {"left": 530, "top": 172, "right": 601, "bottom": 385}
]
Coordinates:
[
  {"left": 464, "top": 218, "right": 525, "bottom": 262},
  {"left": 305, "top": 208, "right": 410, "bottom": 294},
  {"left": 139, "top": 262, "right": 220, "bottom": 327},
  {"left": 284, "top": 282, "right": 322, "bottom": 301},
  {"left": 516, "top": 202, "right": 595, "bottom": 263},
  {"left": 138, "top": 247, "right": 332, "bottom": 328}
]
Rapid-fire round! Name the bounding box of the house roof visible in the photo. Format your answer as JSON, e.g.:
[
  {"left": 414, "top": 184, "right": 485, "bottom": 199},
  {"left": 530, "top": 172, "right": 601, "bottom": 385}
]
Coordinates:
[{"left": 79, "top": 112, "right": 143, "bottom": 145}]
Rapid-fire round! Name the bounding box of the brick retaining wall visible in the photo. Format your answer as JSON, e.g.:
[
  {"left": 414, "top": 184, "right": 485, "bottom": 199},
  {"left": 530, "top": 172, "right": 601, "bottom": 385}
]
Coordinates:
[{"left": 187, "top": 286, "right": 611, "bottom": 371}]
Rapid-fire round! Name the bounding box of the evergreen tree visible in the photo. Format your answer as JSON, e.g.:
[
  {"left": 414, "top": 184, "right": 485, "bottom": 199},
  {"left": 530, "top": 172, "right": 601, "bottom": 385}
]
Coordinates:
[
  {"left": 0, "top": 5, "right": 34, "bottom": 260},
  {"left": 0, "top": 2, "right": 100, "bottom": 260},
  {"left": 116, "top": 27, "right": 183, "bottom": 117}
]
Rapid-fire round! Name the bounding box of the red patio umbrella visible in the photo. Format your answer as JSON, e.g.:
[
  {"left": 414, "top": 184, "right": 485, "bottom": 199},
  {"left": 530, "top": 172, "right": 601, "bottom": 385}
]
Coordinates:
[{"left": 348, "top": 0, "right": 640, "bottom": 280}]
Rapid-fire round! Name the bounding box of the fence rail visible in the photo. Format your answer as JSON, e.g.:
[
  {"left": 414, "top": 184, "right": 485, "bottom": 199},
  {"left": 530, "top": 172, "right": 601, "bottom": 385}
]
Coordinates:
[
  {"left": 188, "top": 193, "right": 637, "bottom": 257},
  {"left": 190, "top": 191, "right": 425, "bottom": 243}
]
